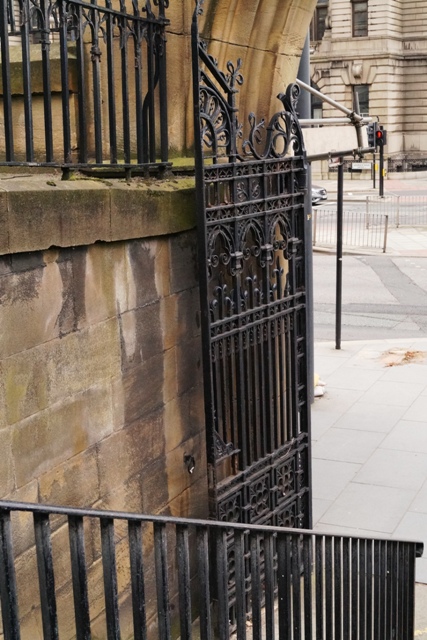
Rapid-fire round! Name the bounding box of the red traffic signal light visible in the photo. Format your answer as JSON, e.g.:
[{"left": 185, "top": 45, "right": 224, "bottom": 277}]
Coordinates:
[{"left": 375, "top": 126, "right": 387, "bottom": 147}]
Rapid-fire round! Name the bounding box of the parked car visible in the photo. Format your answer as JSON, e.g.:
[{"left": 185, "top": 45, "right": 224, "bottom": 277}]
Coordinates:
[{"left": 311, "top": 184, "right": 327, "bottom": 205}]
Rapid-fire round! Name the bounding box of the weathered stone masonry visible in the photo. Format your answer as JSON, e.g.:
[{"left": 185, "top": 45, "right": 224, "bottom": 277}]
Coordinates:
[{"left": 0, "top": 175, "right": 207, "bottom": 638}]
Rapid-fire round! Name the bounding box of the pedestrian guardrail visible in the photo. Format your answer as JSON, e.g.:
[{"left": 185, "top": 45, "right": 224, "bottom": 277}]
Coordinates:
[
  {"left": 367, "top": 195, "right": 427, "bottom": 227},
  {"left": 313, "top": 209, "right": 389, "bottom": 252},
  {"left": 0, "top": 500, "right": 422, "bottom": 639}
]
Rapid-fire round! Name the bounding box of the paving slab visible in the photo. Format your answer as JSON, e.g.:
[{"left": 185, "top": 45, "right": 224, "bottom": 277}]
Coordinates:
[
  {"left": 332, "top": 401, "right": 406, "bottom": 433},
  {"left": 403, "top": 394, "right": 427, "bottom": 421},
  {"left": 312, "top": 458, "right": 361, "bottom": 501},
  {"left": 381, "top": 420, "right": 427, "bottom": 454},
  {"left": 317, "top": 482, "right": 416, "bottom": 534},
  {"left": 312, "top": 427, "right": 385, "bottom": 464},
  {"left": 360, "top": 379, "right": 425, "bottom": 406},
  {"left": 353, "top": 448, "right": 427, "bottom": 491}
]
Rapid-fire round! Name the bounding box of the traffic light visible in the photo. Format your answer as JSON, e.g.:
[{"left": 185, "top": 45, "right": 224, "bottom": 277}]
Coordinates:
[
  {"left": 375, "top": 126, "right": 387, "bottom": 148},
  {"left": 367, "top": 122, "right": 377, "bottom": 148}
]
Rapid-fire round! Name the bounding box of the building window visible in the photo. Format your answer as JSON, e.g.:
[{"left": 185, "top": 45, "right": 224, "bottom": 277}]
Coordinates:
[
  {"left": 352, "top": 1, "right": 368, "bottom": 37},
  {"left": 353, "top": 85, "right": 369, "bottom": 116},
  {"left": 310, "top": 1, "right": 328, "bottom": 41}
]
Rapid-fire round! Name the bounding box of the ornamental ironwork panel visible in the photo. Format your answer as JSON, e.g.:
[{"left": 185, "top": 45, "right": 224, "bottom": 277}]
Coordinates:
[{"left": 191, "top": 2, "right": 311, "bottom": 534}]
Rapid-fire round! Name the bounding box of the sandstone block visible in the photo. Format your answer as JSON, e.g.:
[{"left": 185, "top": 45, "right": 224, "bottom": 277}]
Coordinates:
[
  {"left": 164, "top": 431, "right": 207, "bottom": 507},
  {"left": 176, "top": 336, "right": 203, "bottom": 397},
  {"left": 0, "top": 255, "right": 63, "bottom": 359},
  {"left": 110, "top": 181, "right": 196, "bottom": 243},
  {"left": 0, "top": 428, "right": 15, "bottom": 495},
  {"left": 0, "top": 191, "right": 9, "bottom": 254},
  {"left": 169, "top": 230, "right": 198, "bottom": 294},
  {"left": 12, "top": 383, "right": 114, "bottom": 488},
  {"left": 97, "top": 410, "right": 166, "bottom": 498},
  {"left": 163, "top": 347, "right": 178, "bottom": 404},
  {"left": 119, "top": 354, "right": 165, "bottom": 426},
  {"left": 39, "top": 447, "right": 100, "bottom": 509},
  {"left": 7, "top": 182, "right": 111, "bottom": 254},
  {"left": 120, "top": 302, "right": 163, "bottom": 372},
  {"left": 6, "top": 481, "right": 38, "bottom": 557}
]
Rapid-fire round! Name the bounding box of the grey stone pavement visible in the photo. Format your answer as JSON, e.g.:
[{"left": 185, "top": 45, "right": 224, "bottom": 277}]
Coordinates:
[{"left": 311, "top": 175, "right": 427, "bottom": 634}]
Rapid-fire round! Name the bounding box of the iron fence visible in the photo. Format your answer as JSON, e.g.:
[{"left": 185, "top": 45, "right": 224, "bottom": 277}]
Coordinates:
[
  {"left": 313, "top": 209, "right": 388, "bottom": 252},
  {"left": 0, "top": 0, "right": 169, "bottom": 172},
  {"left": 0, "top": 500, "right": 422, "bottom": 639},
  {"left": 367, "top": 195, "right": 427, "bottom": 227}
]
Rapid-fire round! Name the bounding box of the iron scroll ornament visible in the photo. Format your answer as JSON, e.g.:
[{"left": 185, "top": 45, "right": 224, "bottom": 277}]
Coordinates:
[
  {"left": 192, "top": 0, "right": 311, "bottom": 541},
  {"left": 196, "top": 38, "right": 306, "bottom": 161}
]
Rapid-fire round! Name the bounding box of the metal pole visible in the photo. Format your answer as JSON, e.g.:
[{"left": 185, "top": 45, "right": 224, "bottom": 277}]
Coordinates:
[
  {"left": 297, "top": 33, "right": 314, "bottom": 404},
  {"left": 336, "top": 159, "right": 344, "bottom": 350},
  {"left": 373, "top": 152, "right": 376, "bottom": 189},
  {"left": 379, "top": 145, "right": 384, "bottom": 197}
]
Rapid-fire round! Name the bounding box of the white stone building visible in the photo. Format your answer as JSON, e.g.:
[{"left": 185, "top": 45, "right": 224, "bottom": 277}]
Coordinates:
[{"left": 310, "top": 0, "right": 427, "bottom": 172}]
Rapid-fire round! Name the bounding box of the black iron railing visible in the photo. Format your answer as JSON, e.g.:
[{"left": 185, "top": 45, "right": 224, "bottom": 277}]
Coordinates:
[
  {"left": 0, "top": 0, "right": 169, "bottom": 172},
  {"left": 0, "top": 500, "right": 423, "bottom": 639}
]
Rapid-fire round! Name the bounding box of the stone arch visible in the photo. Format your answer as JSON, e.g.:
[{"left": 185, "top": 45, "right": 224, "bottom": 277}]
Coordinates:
[{"left": 172, "top": 0, "right": 316, "bottom": 155}]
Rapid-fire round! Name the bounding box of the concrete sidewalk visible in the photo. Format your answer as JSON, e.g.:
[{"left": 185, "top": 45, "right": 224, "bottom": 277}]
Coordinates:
[{"left": 312, "top": 338, "right": 427, "bottom": 634}]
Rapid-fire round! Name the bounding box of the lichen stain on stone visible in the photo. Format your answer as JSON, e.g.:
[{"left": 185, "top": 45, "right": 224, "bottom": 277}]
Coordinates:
[
  {"left": 128, "top": 240, "right": 157, "bottom": 308},
  {"left": 0, "top": 264, "right": 44, "bottom": 306}
]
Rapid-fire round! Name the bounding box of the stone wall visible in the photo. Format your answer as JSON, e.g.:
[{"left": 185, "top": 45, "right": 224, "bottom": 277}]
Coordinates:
[{"left": 0, "top": 175, "right": 207, "bottom": 638}]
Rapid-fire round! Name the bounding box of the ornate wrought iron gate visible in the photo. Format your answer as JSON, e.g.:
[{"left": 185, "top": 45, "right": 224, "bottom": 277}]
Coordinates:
[{"left": 192, "top": 4, "right": 312, "bottom": 533}]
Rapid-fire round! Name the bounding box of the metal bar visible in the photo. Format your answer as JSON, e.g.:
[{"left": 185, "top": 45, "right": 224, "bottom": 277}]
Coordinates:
[
  {"left": 264, "top": 532, "right": 275, "bottom": 640},
  {"left": 128, "top": 520, "right": 147, "bottom": 640},
  {"left": 407, "top": 543, "right": 418, "bottom": 640},
  {"left": 176, "top": 525, "right": 192, "bottom": 640},
  {"left": 33, "top": 512, "right": 59, "bottom": 640},
  {"left": 75, "top": 4, "right": 88, "bottom": 163},
  {"left": 296, "top": 79, "right": 364, "bottom": 121},
  {"left": 365, "top": 540, "right": 373, "bottom": 640},
  {"left": 20, "top": 0, "right": 34, "bottom": 162},
  {"left": 215, "top": 528, "right": 229, "bottom": 640},
  {"left": 359, "top": 539, "right": 366, "bottom": 640},
  {"left": 58, "top": 0, "right": 72, "bottom": 163},
  {"left": 90, "top": 1, "right": 103, "bottom": 163},
  {"left": 250, "top": 534, "right": 262, "bottom": 640},
  {"left": 0, "top": 510, "right": 21, "bottom": 640},
  {"left": 343, "top": 537, "right": 350, "bottom": 640},
  {"left": 40, "top": 0, "right": 54, "bottom": 162},
  {"left": 158, "top": 24, "right": 169, "bottom": 162},
  {"left": 134, "top": 19, "right": 144, "bottom": 165},
  {"left": 234, "top": 530, "right": 247, "bottom": 640},
  {"left": 315, "top": 535, "right": 323, "bottom": 640},
  {"left": 335, "top": 160, "right": 344, "bottom": 350},
  {"left": 307, "top": 147, "right": 374, "bottom": 163},
  {"left": 68, "top": 515, "right": 91, "bottom": 640},
  {"left": 196, "top": 527, "right": 212, "bottom": 640},
  {"left": 0, "top": 0, "right": 14, "bottom": 160},
  {"left": 334, "top": 537, "right": 342, "bottom": 640},
  {"left": 100, "top": 517, "right": 120, "bottom": 640},
  {"left": 120, "top": 12, "right": 131, "bottom": 164},
  {"left": 325, "top": 536, "right": 333, "bottom": 640},
  {"left": 351, "top": 538, "right": 359, "bottom": 640},
  {"left": 303, "top": 535, "right": 312, "bottom": 640},
  {"left": 106, "top": 5, "right": 118, "bottom": 164},
  {"left": 146, "top": 22, "right": 156, "bottom": 163},
  {"left": 277, "top": 534, "right": 292, "bottom": 640},
  {"left": 292, "top": 534, "right": 301, "bottom": 640},
  {"left": 379, "top": 145, "right": 384, "bottom": 197},
  {"left": 154, "top": 522, "right": 171, "bottom": 640}
]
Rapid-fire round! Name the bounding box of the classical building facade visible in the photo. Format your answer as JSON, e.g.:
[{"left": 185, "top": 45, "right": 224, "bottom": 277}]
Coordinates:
[{"left": 310, "top": 0, "right": 427, "bottom": 172}]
